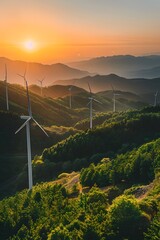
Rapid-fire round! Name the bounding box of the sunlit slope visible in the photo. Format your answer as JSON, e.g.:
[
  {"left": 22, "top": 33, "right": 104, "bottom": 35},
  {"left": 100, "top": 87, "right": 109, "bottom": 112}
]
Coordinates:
[
  {"left": 0, "top": 140, "right": 159, "bottom": 240},
  {"left": 29, "top": 84, "right": 87, "bottom": 98},
  {"left": 27, "top": 107, "right": 160, "bottom": 184},
  {"left": 0, "top": 81, "right": 146, "bottom": 128},
  {"left": 0, "top": 81, "right": 80, "bottom": 126},
  {"left": 42, "top": 108, "right": 160, "bottom": 161},
  {"left": 54, "top": 74, "right": 160, "bottom": 98}
]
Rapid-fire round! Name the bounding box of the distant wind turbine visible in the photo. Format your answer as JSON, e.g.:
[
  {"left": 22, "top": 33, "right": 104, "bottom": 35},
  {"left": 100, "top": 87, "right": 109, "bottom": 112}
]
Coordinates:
[
  {"left": 38, "top": 77, "right": 45, "bottom": 97},
  {"left": 15, "top": 71, "right": 49, "bottom": 190},
  {"left": 68, "top": 85, "right": 74, "bottom": 109},
  {"left": 68, "top": 80, "right": 77, "bottom": 109},
  {"left": 154, "top": 91, "right": 158, "bottom": 107},
  {"left": 3, "top": 64, "right": 9, "bottom": 111},
  {"left": 111, "top": 85, "right": 120, "bottom": 112},
  {"left": 87, "top": 82, "right": 102, "bottom": 129}
]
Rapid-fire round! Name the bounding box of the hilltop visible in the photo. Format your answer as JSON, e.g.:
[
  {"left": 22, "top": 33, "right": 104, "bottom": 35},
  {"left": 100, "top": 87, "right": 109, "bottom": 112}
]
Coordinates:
[
  {"left": 0, "top": 57, "right": 90, "bottom": 85},
  {"left": 69, "top": 55, "right": 160, "bottom": 78},
  {"left": 54, "top": 74, "right": 160, "bottom": 99}
]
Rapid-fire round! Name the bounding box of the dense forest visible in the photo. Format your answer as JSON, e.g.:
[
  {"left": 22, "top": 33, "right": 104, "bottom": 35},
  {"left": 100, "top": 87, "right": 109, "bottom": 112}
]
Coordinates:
[
  {"left": 0, "top": 78, "right": 160, "bottom": 240},
  {"left": 0, "top": 104, "right": 159, "bottom": 239},
  {"left": 0, "top": 159, "right": 159, "bottom": 239}
]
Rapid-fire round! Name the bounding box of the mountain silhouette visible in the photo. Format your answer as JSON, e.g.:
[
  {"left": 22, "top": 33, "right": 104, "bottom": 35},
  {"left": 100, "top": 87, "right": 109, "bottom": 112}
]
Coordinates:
[
  {"left": 0, "top": 57, "right": 90, "bottom": 85},
  {"left": 69, "top": 55, "right": 160, "bottom": 78}
]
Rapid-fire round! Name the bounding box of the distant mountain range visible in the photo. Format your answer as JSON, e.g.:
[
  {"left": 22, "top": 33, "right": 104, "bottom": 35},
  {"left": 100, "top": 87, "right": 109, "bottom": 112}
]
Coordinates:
[
  {"left": 0, "top": 57, "right": 90, "bottom": 85},
  {"left": 1, "top": 55, "right": 160, "bottom": 87},
  {"left": 54, "top": 74, "right": 160, "bottom": 96},
  {"left": 0, "top": 80, "right": 147, "bottom": 126},
  {"left": 69, "top": 55, "right": 160, "bottom": 78},
  {"left": 131, "top": 65, "right": 160, "bottom": 78},
  {"left": 29, "top": 84, "right": 87, "bottom": 98}
]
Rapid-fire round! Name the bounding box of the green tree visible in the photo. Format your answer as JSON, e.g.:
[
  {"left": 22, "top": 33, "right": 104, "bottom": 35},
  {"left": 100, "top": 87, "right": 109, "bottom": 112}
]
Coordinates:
[
  {"left": 144, "top": 211, "right": 160, "bottom": 240},
  {"left": 48, "top": 224, "right": 71, "bottom": 240},
  {"left": 108, "top": 196, "right": 149, "bottom": 240}
]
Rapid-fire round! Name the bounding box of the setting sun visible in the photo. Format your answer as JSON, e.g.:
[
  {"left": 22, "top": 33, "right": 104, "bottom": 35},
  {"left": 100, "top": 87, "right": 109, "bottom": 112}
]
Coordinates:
[{"left": 24, "top": 40, "right": 36, "bottom": 51}]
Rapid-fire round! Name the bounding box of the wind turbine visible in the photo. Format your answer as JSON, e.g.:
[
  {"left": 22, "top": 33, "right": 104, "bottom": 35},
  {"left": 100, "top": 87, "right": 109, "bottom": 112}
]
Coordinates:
[
  {"left": 154, "top": 91, "right": 158, "bottom": 107},
  {"left": 3, "top": 64, "right": 9, "bottom": 111},
  {"left": 68, "top": 85, "right": 74, "bottom": 109},
  {"left": 38, "top": 77, "right": 45, "bottom": 97},
  {"left": 15, "top": 71, "right": 49, "bottom": 190},
  {"left": 68, "top": 80, "right": 77, "bottom": 109},
  {"left": 87, "top": 83, "right": 102, "bottom": 129},
  {"left": 111, "top": 85, "right": 120, "bottom": 112}
]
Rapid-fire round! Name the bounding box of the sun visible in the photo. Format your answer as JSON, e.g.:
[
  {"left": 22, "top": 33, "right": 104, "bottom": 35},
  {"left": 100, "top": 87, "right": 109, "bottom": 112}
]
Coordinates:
[{"left": 24, "top": 40, "right": 36, "bottom": 51}]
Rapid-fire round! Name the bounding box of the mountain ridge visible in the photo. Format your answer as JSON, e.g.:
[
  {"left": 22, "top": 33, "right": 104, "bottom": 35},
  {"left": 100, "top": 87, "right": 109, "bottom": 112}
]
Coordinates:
[
  {"left": 69, "top": 54, "right": 160, "bottom": 78},
  {"left": 0, "top": 57, "right": 90, "bottom": 85}
]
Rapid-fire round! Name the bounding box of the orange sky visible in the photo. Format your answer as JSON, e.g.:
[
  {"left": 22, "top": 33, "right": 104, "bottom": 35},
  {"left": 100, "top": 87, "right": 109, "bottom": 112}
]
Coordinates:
[{"left": 0, "top": 0, "right": 160, "bottom": 63}]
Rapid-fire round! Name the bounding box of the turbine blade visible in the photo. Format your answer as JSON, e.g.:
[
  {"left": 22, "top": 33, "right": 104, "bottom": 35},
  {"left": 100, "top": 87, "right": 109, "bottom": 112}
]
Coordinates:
[
  {"left": 17, "top": 73, "right": 25, "bottom": 79},
  {"left": 32, "top": 118, "right": 49, "bottom": 137},
  {"left": 93, "top": 98, "right": 102, "bottom": 104},
  {"left": 42, "top": 77, "right": 45, "bottom": 82},
  {"left": 15, "top": 117, "right": 31, "bottom": 134},
  {"left": 155, "top": 91, "right": 158, "bottom": 96},
  {"left": 87, "top": 82, "right": 92, "bottom": 94},
  {"left": 87, "top": 100, "right": 91, "bottom": 106},
  {"left": 110, "top": 84, "right": 114, "bottom": 92},
  {"left": 70, "top": 79, "right": 77, "bottom": 89},
  {"left": 5, "top": 64, "right": 7, "bottom": 82}
]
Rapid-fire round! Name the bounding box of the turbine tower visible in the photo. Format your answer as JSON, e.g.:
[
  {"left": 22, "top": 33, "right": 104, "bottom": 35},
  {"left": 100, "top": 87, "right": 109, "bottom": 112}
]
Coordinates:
[
  {"left": 38, "top": 77, "right": 45, "bottom": 97},
  {"left": 154, "top": 91, "right": 158, "bottom": 107},
  {"left": 68, "top": 85, "right": 73, "bottom": 109},
  {"left": 87, "top": 83, "right": 102, "bottom": 129},
  {"left": 111, "top": 85, "right": 120, "bottom": 112},
  {"left": 3, "top": 64, "right": 9, "bottom": 111},
  {"left": 15, "top": 71, "right": 48, "bottom": 190},
  {"left": 68, "top": 80, "right": 77, "bottom": 109}
]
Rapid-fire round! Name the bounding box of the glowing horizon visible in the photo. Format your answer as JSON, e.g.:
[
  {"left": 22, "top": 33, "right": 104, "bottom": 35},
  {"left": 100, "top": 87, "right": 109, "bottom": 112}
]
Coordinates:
[{"left": 0, "top": 0, "right": 160, "bottom": 63}]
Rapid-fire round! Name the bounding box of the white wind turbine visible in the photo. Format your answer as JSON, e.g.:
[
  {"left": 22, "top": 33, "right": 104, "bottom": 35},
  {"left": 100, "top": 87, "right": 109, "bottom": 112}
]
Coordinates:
[
  {"left": 87, "top": 83, "right": 102, "bottom": 129},
  {"left": 68, "top": 85, "right": 74, "bottom": 109},
  {"left": 2, "top": 64, "right": 9, "bottom": 111},
  {"left": 68, "top": 80, "right": 77, "bottom": 109},
  {"left": 38, "top": 77, "right": 45, "bottom": 97},
  {"left": 15, "top": 71, "right": 49, "bottom": 190},
  {"left": 111, "top": 85, "right": 120, "bottom": 112},
  {"left": 154, "top": 91, "right": 158, "bottom": 107}
]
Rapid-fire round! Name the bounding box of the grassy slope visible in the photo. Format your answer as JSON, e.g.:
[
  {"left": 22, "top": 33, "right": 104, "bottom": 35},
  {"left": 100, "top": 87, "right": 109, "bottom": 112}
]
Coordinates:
[{"left": 0, "top": 81, "right": 81, "bottom": 126}]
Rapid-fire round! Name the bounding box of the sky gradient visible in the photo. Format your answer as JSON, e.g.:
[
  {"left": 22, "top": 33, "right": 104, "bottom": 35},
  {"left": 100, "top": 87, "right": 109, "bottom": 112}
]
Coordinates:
[{"left": 0, "top": 0, "right": 160, "bottom": 63}]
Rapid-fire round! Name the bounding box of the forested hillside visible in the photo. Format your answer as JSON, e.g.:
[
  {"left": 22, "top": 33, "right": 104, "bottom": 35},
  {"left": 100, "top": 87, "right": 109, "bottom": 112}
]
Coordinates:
[
  {"left": 0, "top": 81, "right": 145, "bottom": 127},
  {"left": 0, "top": 104, "right": 159, "bottom": 240},
  {"left": 0, "top": 111, "right": 80, "bottom": 197},
  {"left": 0, "top": 81, "right": 82, "bottom": 126},
  {"left": 4, "top": 106, "right": 157, "bottom": 192},
  {"left": 0, "top": 140, "right": 159, "bottom": 239}
]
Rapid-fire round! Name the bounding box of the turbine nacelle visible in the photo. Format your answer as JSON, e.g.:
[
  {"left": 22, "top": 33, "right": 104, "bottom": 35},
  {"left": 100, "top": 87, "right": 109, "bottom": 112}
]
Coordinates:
[
  {"left": 87, "top": 82, "right": 102, "bottom": 129},
  {"left": 20, "top": 115, "right": 30, "bottom": 120},
  {"left": 16, "top": 115, "right": 49, "bottom": 137}
]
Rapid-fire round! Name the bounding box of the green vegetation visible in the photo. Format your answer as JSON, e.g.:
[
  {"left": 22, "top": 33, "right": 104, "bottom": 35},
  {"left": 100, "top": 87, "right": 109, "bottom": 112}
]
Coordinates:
[
  {"left": 0, "top": 111, "right": 80, "bottom": 197},
  {"left": 0, "top": 172, "right": 159, "bottom": 240},
  {"left": 80, "top": 138, "right": 160, "bottom": 187},
  {"left": 0, "top": 99, "right": 160, "bottom": 239},
  {"left": 0, "top": 81, "right": 81, "bottom": 126},
  {"left": 30, "top": 110, "right": 160, "bottom": 185}
]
